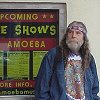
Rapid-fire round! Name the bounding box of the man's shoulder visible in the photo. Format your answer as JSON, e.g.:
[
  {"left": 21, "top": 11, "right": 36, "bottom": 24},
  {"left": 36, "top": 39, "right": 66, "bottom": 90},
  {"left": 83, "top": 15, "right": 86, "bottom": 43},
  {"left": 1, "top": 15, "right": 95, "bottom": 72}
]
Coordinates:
[
  {"left": 46, "top": 46, "right": 61, "bottom": 58},
  {"left": 48, "top": 46, "right": 60, "bottom": 54}
]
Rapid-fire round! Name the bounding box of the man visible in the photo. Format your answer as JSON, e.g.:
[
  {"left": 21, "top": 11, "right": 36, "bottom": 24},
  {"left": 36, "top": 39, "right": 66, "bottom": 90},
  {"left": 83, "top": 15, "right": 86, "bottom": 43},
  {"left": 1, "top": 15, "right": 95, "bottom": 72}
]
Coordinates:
[{"left": 35, "top": 21, "right": 100, "bottom": 100}]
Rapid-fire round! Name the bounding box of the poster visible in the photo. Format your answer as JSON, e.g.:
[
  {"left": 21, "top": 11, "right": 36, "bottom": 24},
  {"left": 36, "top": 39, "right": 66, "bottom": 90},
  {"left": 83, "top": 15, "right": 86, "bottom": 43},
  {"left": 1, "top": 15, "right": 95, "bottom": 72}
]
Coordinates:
[
  {"left": 0, "top": 51, "right": 3, "bottom": 79},
  {"left": 0, "top": 9, "right": 59, "bottom": 95}
]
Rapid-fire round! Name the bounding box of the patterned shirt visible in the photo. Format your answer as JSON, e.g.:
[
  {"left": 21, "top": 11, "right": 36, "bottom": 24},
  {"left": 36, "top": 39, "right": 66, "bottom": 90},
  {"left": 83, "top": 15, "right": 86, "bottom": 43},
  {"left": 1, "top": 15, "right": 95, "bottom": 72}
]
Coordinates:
[{"left": 65, "top": 53, "right": 85, "bottom": 100}]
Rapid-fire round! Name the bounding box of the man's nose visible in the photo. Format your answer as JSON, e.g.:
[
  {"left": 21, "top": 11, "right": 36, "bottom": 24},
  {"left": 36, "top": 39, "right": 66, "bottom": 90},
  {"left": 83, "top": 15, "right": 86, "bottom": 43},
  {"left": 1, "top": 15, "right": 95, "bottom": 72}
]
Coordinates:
[{"left": 72, "top": 32, "right": 77, "bottom": 38}]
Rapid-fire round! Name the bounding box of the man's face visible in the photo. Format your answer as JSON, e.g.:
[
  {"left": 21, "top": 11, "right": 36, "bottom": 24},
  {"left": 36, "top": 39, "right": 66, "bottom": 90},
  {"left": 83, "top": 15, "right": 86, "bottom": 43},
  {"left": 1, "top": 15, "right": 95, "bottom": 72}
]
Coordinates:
[{"left": 66, "top": 29, "right": 84, "bottom": 53}]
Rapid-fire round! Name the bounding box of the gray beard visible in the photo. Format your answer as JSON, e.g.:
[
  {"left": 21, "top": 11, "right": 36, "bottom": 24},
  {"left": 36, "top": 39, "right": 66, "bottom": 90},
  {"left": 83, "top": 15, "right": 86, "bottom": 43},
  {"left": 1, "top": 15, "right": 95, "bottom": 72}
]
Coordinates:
[{"left": 66, "top": 40, "right": 83, "bottom": 53}]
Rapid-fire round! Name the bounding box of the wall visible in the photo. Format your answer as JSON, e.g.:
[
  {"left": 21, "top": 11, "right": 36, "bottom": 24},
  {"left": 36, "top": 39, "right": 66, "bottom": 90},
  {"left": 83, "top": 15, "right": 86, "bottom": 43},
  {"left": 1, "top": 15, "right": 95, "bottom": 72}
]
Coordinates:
[{"left": 0, "top": 0, "right": 100, "bottom": 97}]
